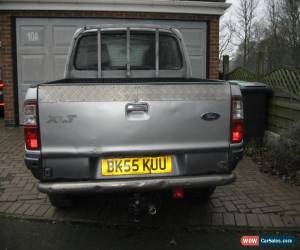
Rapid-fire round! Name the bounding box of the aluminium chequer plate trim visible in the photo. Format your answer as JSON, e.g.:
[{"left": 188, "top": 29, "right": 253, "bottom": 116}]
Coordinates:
[{"left": 38, "top": 84, "right": 229, "bottom": 102}]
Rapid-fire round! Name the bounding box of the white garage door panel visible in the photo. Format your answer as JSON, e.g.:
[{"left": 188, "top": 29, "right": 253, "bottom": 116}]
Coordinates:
[
  {"left": 190, "top": 56, "right": 205, "bottom": 78},
  {"left": 21, "top": 55, "right": 46, "bottom": 83},
  {"left": 20, "top": 26, "right": 45, "bottom": 47},
  {"left": 16, "top": 18, "right": 207, "bottom": 123},
  {"left": 180, "top": 29, "right": 206, "bottom": 55},
  {"left": 53, "top": 26, "right": 78, "bottom": 47},
  {"left": 53, "top": 55, "right": 68, "bottom": 79}
]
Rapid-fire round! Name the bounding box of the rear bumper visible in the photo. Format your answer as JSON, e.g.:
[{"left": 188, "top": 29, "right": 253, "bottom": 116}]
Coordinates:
[{"left": 37, "top": 173, "right": 236, "bottom": 194}]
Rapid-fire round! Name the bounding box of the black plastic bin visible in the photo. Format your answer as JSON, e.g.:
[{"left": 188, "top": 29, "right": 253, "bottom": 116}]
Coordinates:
[{"left": 230, "top": 80, "right": 272, "bottom": 142}]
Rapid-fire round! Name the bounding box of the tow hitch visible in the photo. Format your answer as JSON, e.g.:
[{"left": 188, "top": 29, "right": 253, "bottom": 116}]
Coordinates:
[
  {"left": 128, "top": 193, "right": 160, "bottom": 222},
  {"left": 128, "top": 189, "right": 184, "bottom": 222}
]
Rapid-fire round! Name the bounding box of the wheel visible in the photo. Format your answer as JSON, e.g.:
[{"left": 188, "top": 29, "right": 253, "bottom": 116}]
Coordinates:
[
  {"left": 186, "top": 187, "right": 216, "bottom": 201},
  {"left": 48, "top": 194, "right": 73, "bottom": 209}
]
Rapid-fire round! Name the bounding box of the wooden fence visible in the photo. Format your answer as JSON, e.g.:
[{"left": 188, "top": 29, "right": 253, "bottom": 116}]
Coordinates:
[
  {"left": 226, "top": 67, "right": 256, "bottom": 82},
  {"left": 225, "top": 65, "right": 300, "bottom": 134},
  {"left": 268, "top": 87, "right": 300, "bottom": 133},
  {"left": 226, "top": 66, "right": 300, "bottom": 95},
  {"left": 263, "top": 68, "right": 300, "bottom": 96}
]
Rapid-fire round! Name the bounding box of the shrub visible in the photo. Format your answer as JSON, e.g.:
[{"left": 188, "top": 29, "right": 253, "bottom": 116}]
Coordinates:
[{"left": 267, "top": 121, "right": 300, "bottom": 180}]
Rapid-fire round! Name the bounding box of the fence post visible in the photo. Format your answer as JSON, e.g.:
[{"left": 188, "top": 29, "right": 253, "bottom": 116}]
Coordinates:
[
  {"left": 223, "top": 55, "right": 229, "bottom": 80},
  {"left": 256, "top": 51, "right": 265, "bottom": 82}
]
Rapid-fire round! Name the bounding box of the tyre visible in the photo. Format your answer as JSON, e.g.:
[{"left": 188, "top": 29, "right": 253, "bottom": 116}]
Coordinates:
[{"left": 48, "top": 194, "right": 73, "bottom": 209}]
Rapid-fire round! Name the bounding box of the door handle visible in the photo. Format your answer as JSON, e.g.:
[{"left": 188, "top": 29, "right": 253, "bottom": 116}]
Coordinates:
[{"left": 126, "top": 103, "right": 149, "bottom": 113}]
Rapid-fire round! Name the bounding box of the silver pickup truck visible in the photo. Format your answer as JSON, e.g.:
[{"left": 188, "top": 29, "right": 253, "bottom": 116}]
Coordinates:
[{"left": 24, "top": 25, "right": 244, "bottom": 208}]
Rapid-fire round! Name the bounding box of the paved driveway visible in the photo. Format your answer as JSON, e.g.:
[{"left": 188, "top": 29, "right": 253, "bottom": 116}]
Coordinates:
[{"left": 0, "top": 120, "right": 300, "bottom": 229}]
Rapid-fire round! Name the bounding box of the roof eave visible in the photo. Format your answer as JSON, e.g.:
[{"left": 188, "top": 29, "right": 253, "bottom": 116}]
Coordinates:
[{"left": 0, "top": 1, "right": 231, "bottom": 16}]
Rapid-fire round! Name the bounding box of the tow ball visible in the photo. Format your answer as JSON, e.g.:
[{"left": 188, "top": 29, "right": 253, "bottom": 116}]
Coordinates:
[{"left": 128, "top": 189, "right": 184, "bottom": 222}]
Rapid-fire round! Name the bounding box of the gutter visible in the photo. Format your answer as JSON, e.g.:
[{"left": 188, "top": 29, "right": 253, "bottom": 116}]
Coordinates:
[{"left": 0, "top": 0, "right": 230, "bottom": 15}]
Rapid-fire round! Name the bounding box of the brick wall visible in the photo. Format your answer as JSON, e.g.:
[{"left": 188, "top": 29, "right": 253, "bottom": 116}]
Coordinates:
[
  {"left": 0, "top": 10, "right": 220, "bottom": 126},
  {"left": 0, "top": 13, "right": 15, "bottom": 126}
]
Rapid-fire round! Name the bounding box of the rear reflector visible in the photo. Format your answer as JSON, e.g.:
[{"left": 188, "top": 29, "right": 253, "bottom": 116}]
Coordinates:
[{"left": 173, "top": 187, "right": 184, "bottom": 199}]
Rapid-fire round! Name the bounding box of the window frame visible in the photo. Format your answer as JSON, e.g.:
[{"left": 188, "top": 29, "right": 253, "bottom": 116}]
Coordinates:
[{"left": 73, "top": 30, "right": 183, "bottom": 72}]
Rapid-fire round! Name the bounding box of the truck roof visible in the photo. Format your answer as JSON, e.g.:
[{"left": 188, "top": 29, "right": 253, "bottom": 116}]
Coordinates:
[
  {"left": 83, "top": 23, "right": 173, "bottom": 30},
  {"left": 74, "top": 24, "right": 177, "bottom": 37}
]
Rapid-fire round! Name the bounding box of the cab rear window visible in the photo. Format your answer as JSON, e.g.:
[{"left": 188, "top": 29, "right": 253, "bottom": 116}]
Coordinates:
[{"left": 74, "top": 31, "right": 182, "bottom": 70}]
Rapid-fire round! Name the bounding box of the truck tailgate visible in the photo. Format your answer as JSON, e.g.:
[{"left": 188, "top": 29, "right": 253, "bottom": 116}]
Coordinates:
[{"left": 37, "top": 83, "right": 232, "bottom": 179}]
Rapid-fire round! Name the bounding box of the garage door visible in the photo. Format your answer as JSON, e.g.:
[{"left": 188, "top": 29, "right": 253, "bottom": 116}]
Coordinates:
[{"left": 16, "top": 18, "right": 207, "bottom": 123}]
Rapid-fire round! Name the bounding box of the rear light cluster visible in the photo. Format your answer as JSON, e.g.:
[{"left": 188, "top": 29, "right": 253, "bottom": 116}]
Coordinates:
[
  {"left": 24, "top": 101, "right": 40, "bottom": 150},
  {"left": 231, "top": 97, "right": 244, "bottom": 143}
]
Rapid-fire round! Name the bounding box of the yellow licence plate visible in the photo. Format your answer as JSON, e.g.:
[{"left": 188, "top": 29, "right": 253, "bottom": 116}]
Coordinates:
[{"left": 101, "top": 156, "right": 172, "bottom": 176}]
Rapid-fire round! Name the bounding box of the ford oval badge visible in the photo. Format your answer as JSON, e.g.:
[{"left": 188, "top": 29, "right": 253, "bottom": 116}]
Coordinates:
[{"left": 201, "top": 112, "right": 220, "bottom": 121}]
